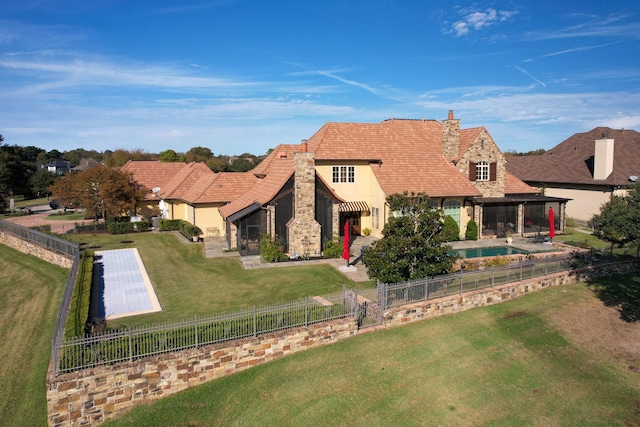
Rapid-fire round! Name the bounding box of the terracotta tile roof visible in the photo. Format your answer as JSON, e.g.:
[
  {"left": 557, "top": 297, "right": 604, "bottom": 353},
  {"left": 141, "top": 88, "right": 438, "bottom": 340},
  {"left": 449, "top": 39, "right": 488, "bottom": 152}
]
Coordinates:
[
  {"left": 506, "top": 127, "right": 640, "bottom": 186},
  {"left": 122, "top": 161, "right": 190, "bottom": 200},
  {"left": 219, "top": 154, "right": 295, "bottom": 218},
  {"left": 306, "top": 119, "right": 482, "bottom": 198},
  {"left": 504, "top": 171, "right": 539, "bottom": 195},
  {"left": 458, "top": 127, "right": 484, "bottom": 160}
]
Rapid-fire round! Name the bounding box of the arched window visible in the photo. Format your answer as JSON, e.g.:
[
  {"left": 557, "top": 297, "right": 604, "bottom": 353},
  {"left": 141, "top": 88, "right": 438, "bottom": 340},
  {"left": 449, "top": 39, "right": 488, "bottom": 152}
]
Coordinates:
[{"left": 443, "top": 200, "right": 461, "bottom": 228}]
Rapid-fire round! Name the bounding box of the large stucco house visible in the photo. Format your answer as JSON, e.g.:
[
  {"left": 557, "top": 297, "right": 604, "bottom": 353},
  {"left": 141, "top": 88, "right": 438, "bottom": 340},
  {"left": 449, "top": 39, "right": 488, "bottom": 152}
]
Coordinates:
[
  {"left": 124, "top": 111, "right": 567, "bottom": 257},
  {"left": 506, "top": 127, "right": 640, "bottom": 225}
]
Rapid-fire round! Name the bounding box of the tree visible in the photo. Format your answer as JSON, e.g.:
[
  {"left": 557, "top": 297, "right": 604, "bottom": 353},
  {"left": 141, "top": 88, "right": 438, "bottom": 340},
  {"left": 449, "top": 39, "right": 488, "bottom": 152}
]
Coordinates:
[
  {"left": 362, "top": 192, "right": 456, "bottom": 283},
  {"left": 185, "top": 146, "right": 213, "bottom": 163},
  {"left": 159, "top": 149, "right": 183, "bottom": 162},
  {"left": 29, "top": 168, "right": 57, "bottom": 198},
  {"left": 591, "top": 185, "right": 640, "bottom": 256},
  {"left": 49, "top": 165, "right": 146, "bottom": 221},
  {"left": 0, "top": 144, "right": 34, "bottom": 207}
]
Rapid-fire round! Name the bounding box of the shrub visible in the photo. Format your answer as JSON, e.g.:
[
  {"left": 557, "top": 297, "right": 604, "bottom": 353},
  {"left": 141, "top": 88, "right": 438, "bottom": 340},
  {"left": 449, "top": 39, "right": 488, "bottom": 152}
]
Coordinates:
[
  {"left": 465, "top": 219, "right": 478, "bottom": 240},
  {"left": 362, "top": 227, "right": 371, "bottom": 236},
  {"left": 260, "top": 234, "right": 287, "bottom": 262},
  {"left": 158, "top": 219, "right": 182, "bottom": 231},
  {"left": 107, "top": 220, "right": 151, "bottom": 235},
  {"left": 323, "top": 234, "right": 344, "bottom": 258},
  {"left": 483, "top": 256, "right": 510, "bottom": 268},
  {"left": 442, "top": 215, "right": 460, "bottom": 242},
  {"left": 75, "top": 222, "right": 109, "bottom": 234},
  {"left": 64, "top": 251, "right": 94, "bottom": 338}
]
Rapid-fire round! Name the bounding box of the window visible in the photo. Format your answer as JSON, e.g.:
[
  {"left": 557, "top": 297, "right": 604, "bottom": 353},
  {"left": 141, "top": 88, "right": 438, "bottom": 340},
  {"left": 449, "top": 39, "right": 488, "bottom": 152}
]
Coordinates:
[
  {"left": 443, "top": 200, "right": 461, "bottom": 229},
  {"left": 332, "top": 166, "right": 355, "bottom": 183},
  {"left": 372, "top": 207, "right": 379, "bottom": 229},
  {"left": 476, "top": 162, "right": 489, "bottom": 181}
]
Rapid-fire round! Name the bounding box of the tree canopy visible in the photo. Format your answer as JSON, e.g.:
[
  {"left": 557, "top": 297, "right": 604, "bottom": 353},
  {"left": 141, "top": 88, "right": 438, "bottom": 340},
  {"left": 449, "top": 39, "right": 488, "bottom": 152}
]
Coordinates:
[
  {"left": 49, "top": 165, "right": 147, "bottom": 221},
  {"left": 362, "top": 192, "right": 456, "bottom": 283},
  {"left": 591, "top": 185, "right": 640, "bottom": 255}
]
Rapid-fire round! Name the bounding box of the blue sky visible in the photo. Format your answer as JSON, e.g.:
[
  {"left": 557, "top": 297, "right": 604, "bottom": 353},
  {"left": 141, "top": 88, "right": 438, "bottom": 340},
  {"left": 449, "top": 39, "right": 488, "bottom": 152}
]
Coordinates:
[{"left": 1, "top": 1, "right": 640, "bottom": 155}]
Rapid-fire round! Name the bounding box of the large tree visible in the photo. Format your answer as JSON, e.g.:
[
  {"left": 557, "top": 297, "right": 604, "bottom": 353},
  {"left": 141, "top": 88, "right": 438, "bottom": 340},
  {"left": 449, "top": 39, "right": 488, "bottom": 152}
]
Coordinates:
[
  {"left": 49, "top": 165, "right": 146, "bottom": 221},
  {"left": 362, "top": 192, "right": 456, "bottom": 283},
  {"left": 591, "top": 184, "right": 640, "bottom": 256}
]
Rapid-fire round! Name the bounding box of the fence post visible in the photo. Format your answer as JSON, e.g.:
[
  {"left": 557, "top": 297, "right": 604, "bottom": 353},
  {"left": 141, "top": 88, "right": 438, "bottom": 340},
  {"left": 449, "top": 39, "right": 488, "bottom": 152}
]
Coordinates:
[
  {"left": 128, "top": 327, "right": 133, "bottom": 363},
  {"left": 253, "top": 306, "right": 257, "bottom": 337},
  {"left": 491, "top": 268, "right": 495, "bottom": 287},
  {"left": 460, "top": 272, "right": 463, "bottom": 294},
  {"left": 425, "top": 278, "right": 429, "bottom": 302},
  {"left": 305, "top": 298, "right": 309, "bottom": 327},
  {"left": 194, "top": 315, "right": 198, "bottom": 348}
]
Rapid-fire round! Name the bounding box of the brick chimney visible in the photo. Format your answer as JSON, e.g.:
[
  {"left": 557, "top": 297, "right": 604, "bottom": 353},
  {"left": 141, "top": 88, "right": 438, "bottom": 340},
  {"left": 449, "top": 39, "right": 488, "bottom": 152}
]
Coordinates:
[
  {"left": 442, "top": 110, "right": 460, "bottom": 162},
  {"left": 594, "top": 136, "right": 614, "bottom": 180}
]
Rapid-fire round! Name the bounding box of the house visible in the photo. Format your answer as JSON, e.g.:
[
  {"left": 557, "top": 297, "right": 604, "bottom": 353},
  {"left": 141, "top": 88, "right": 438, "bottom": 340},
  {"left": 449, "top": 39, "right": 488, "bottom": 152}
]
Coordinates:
[
  {"left": 121, "top": 161, "right": 256, "bottom": 237},
  {"left": 42, "top": 159, "right": 74, "bottom": 174},
  {"left": 70, "top": 157, "right": 100, "bottom": 172},
  {"left": 217, "top": 111, "right": 567, "bottom": 257},
  {"left": 505, "top": 127, "right": 640, "bottom": 225},
  {"left": 124, "top": 111, "right": 568, "bottom": 257}
]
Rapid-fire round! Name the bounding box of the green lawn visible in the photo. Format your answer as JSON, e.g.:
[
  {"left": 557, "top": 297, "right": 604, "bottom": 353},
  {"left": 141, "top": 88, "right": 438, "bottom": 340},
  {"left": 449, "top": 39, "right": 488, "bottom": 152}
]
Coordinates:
[
  {"left": 102, "top": 281, "right": 640, "bottom": 427},
  {"left": 0, "top": 244, "right": 68, "bottom": 427},
  {"left": 74, "top": 232, "right": 374, "bottom": 329}
]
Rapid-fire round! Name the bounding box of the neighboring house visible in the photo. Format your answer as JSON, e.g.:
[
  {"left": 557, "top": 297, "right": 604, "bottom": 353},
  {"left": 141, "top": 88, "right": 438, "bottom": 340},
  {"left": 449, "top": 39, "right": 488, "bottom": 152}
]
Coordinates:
[
  {"left": 121, "top": 161, "right": 256, "bottom": 237},
  {"left": 70, "top": 157, "right": 100, "bottom": 172},
  {"left": 42, "top": 159, "right": 74, "bottom": 174},
  {"left": 506, "top": 127, "right": 640, "bottom": 225},
  {"left": 218, "top": 111, "right": 567, "bottom": 257}
]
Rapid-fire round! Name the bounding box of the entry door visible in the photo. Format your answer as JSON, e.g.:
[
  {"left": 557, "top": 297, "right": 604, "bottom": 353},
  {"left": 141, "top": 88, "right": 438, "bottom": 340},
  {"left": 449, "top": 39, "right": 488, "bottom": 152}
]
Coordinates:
[{"left": 342, "top": 214, "right": 361, "bottom": 235}]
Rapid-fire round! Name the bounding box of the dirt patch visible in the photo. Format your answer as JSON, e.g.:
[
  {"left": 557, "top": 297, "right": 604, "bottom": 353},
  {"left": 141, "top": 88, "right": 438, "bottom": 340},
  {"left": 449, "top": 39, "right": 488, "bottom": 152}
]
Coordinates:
[
  {"left": 503, "top": 310, "right": 528, "bottom": 319},
  {"left": 546, "top": 291, "right": 640, "bottom": 369}
]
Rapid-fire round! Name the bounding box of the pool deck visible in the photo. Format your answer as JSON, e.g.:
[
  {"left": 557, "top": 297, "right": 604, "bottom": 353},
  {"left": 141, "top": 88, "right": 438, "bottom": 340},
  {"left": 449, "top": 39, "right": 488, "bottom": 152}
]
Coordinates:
[{"left": 448, "top": 236, "right": 563, "bottom": 255}]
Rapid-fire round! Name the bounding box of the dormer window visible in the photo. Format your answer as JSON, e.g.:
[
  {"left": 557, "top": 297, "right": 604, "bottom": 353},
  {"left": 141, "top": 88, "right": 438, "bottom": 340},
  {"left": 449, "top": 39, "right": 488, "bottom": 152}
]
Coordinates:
[{"left": 469, "top": 161, "right": 497, "bottom": 182}]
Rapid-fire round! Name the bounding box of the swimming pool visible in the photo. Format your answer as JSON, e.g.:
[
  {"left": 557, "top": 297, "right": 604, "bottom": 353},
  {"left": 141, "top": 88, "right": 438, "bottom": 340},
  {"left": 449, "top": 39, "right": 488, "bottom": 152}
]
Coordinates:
[{"left": 449, "top": 246, "right": 530, "bottom": 258}]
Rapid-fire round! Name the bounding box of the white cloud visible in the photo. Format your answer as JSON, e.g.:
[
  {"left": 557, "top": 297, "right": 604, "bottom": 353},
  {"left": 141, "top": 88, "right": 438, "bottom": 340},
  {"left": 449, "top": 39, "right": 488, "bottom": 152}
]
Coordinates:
[{"left": 448, "top": 7, "right": 518, "bottom": 37}]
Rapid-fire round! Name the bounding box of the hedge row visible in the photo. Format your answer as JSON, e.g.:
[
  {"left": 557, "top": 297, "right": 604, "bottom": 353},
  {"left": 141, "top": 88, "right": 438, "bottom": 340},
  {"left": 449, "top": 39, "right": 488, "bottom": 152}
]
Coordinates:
[
  {"left": 64, "top": 251, "right": 94, "bottom": 339},
  {"left": 107, "top": 220, "right": 151, "bottom": 235},
  {"left": 159, "top": 219, "right": 201, "bottom": 239}
]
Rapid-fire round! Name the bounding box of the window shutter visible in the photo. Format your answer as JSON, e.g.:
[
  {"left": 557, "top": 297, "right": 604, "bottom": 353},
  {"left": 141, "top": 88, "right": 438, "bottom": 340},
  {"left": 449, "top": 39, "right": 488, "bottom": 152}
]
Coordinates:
[
  {"left": 469, "top": 162, "right": 477, "bottom": 181},
  {"left": 489, "top": 162, "right": 497, "bottom": 181}
]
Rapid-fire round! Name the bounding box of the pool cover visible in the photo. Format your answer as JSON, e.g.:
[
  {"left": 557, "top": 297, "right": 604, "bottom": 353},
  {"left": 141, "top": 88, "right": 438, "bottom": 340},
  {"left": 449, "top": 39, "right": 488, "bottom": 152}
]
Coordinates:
[{"left": 94, "top": 248, "right": 162, "bottom": 320}]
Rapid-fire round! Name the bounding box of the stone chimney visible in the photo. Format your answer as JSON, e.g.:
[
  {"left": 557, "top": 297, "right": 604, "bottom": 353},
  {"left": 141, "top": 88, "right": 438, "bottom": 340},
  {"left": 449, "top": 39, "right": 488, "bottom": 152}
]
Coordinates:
[
  {"left": 286, "top": 145, "right": 322, "bottom": 258},
  {"left": 594, "top": 136, "right": 614, "bottom": 180},
  {"left": 442, "top": 110, "right": 460, "bottom": 162}
]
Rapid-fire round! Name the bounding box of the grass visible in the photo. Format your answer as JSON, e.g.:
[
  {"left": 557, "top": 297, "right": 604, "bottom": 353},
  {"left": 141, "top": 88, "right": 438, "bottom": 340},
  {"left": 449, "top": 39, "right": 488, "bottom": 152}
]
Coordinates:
[
  {"left": 0, "top": 244, "right": 68, "bottom": 427},
  {"left": 47, "top": 211, "right": 86, "bottom": 221},
  {"left": 73, "top": 232, "right": 374, "bottom": 329},
  {"left": 101, "top": 281, "right": 640, "bottom": 427}
]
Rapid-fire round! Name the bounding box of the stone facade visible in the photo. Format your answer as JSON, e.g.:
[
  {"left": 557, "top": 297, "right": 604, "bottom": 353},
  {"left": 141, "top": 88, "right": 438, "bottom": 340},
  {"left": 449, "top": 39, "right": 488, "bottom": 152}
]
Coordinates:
[
  {"left": 442, "top": 110, "right": 461, "bottom": 162},
  {"left": 0, "top": 231, "right": 73, "bottom": 268},
  {"left": 457, "top": 128, "right": 506, "bottom": 198},
  {"left": 287, "top": 151, "right": 322, "bottom": 257}
]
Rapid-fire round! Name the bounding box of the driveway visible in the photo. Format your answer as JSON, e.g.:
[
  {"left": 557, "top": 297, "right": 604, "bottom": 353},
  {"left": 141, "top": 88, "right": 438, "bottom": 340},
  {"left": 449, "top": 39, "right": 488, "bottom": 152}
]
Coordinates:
[{"left": 4, "top": 204, "right": 96, "bottom": 234}]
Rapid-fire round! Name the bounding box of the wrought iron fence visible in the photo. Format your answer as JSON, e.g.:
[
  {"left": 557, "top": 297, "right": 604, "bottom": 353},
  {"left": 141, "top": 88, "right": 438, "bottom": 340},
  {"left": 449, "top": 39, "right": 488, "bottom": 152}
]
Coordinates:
[
  {"left": 55, "top": 291, "right": 359, "bottom": 374},
  {"left": 377, "top": 256, "right": 574, "bottom": 311},
  {"left": 0, "top": 219, "right": 79, "bottom": 257}
]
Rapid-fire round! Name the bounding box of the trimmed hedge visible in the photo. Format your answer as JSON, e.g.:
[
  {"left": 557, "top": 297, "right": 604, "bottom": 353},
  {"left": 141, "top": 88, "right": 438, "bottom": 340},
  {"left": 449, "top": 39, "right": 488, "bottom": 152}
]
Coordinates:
[
  {"left": 107, "top": 220, "right": 150, "bottom": 235},
  {"left": 64, "top": 251, "right": 94, "bottom": 339},
  {"left": 159, "top": 219, "right": 202, "bottom": 240},
  {"left": 75, "top": 222, "right": 109, "bottom": 234}
]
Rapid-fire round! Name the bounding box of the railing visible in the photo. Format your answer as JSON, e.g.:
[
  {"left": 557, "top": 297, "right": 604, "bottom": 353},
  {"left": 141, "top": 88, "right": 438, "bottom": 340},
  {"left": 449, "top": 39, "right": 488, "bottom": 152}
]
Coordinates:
[
  {"left": 0, "top": 220, "right": 81, "bottom": 375},
  {"left": 0, "top": 219, "right": 79, "bottom": 257},
  {"left": 377, "top": 256, "right": 573, "bottom": 311},
  {"left": 55, "top": 291, "right": 359, "bottom": 374}
]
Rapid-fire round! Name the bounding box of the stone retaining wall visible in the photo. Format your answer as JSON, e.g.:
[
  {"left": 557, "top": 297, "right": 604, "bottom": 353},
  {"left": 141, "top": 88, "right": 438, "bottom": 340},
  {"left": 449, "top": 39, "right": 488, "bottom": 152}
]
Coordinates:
[
  {"left": 0, "top": 231, "right": 72, "bottom": 268},
  {"left": 47, "top": 319, "right": 358, "bottom": 426}
]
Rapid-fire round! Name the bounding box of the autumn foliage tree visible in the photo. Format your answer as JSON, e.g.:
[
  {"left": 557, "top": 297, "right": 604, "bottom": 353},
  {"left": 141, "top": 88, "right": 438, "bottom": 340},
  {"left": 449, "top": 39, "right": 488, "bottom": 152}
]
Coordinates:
[{"left": 49, "top": 166, "right": 146, "bottom": 222}]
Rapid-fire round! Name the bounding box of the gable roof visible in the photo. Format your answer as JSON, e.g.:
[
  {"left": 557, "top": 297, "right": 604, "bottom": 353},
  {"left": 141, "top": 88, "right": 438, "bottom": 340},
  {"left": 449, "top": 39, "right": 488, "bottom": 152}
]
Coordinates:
[
  {"left": 218, "top": 148, "right": 296, "bottom": 219},
  {"left": 305, "top": 119, "right": 484, "bottom": 198},
  {"left": 122, "top": 160, "right": 256, "bottom": 204},
  {"left": 506, "top": 127, "right": 640, "bottom": 186}
]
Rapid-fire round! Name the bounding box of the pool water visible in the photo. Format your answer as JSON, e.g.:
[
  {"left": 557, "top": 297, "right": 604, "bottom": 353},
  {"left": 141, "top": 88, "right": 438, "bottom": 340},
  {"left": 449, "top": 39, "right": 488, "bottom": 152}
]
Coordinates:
[{"left": 449, "top": 246, "right": 530, "bottom": 258}]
